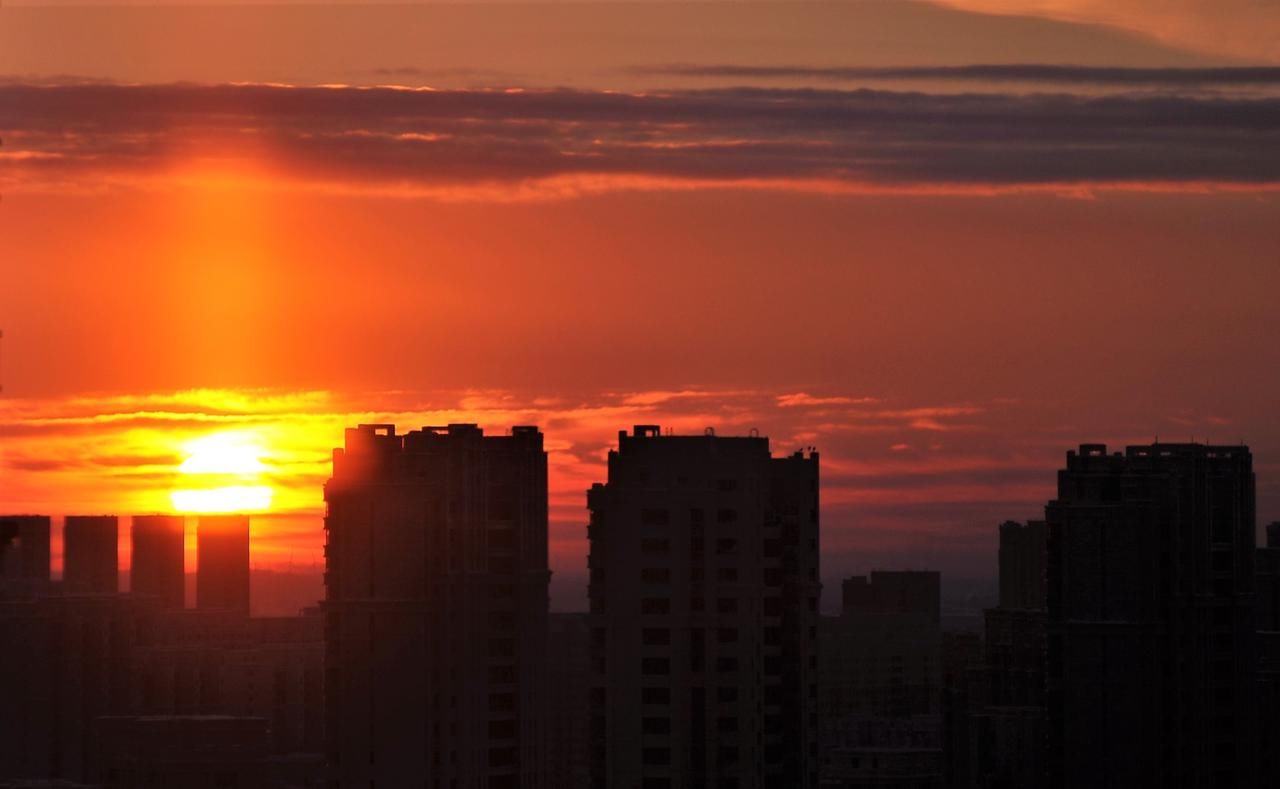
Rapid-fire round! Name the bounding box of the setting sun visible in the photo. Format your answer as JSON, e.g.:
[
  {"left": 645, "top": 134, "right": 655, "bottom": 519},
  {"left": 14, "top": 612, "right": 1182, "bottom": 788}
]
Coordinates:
[{"left": 170, "top": 431, "right": 273, "bottom": 513}]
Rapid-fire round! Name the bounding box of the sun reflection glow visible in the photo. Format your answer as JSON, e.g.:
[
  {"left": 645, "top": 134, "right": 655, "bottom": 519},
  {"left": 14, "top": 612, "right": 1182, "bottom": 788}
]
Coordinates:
[{"left": 170, "top": 431, "right": 273, "bottom": 513}]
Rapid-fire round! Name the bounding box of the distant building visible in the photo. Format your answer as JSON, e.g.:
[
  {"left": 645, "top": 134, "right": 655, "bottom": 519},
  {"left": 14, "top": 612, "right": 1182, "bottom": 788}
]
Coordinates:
[
  {"left": 132, "top": 515, "right": 186, "bottom": 608},
  {"left": 948, "top": 520, "right": 1049, "bottom": 789},
  {"left": 63, "top": 516, "right": 119, "bottom": 595},
  {"left": 0, "top": 515, "right": 51, "bottom": 598},
  {"left": 587, "top": 426, "right": 820, "bottom": 789},
  {"left": 842, "top": 571, "right": 940, "bottom": 622},
  {"left": 323, "top": 423, "right": 549, "bottom": 788},
  {"left": 1046, "top": 443, "right": 1257, "bottom": 789},
  {"left": 546, "top": 613, "right": 590, "bottom": 789},
  {"left": 822, "top": 572, "right": 942, "bottom": 788},
  {"left": 996, "top": 520, "right": 1046, "bottom": 611},
  {"left": 197, "top": 516, "right": 250, "bottom": 616}
]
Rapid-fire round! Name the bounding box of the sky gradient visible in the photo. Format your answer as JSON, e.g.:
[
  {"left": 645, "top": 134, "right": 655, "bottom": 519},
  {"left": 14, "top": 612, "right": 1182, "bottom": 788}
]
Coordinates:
[{"left": 2, "top": 1, "right": 1279, "bottom": 610}]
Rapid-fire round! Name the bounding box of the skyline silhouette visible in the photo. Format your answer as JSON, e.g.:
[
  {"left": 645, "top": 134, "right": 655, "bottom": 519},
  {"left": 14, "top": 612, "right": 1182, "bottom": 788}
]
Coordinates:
[{"left": 3, "top": 426, "right": 1279, "bottom": 787}]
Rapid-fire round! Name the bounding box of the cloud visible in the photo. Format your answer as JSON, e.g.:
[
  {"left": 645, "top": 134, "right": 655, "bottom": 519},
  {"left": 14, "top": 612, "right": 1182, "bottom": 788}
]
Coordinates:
[
  {"left": 635, "top": 64, "right": 1280, "bottom": 87},
  {"left": 3, "top": 81, "right": 1280, "bottom": 197}
]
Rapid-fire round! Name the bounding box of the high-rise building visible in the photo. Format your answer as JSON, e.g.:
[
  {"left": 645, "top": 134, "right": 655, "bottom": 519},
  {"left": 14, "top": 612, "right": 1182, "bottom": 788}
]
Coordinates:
[
  {"left": 197, "top": 515, "right": 250, "bottom": 616},
  {"left": 63, "top": 515, "right": 119, "bottom": 595},
  {"left": 323, "top": 423, "right": 549, "bottom": 788},
  {"left": 821, "top": 572, "right": 942, "bottom": 789},
  {"left": 950, "top": 520, "right": 1049, "bottom": 789},
  {"left": 997, "top": 520, "right": 1046, "bottom": 611},
  {"left": 1257, "top": 522, "right": 1280, "bottom": 785},
  {"left": 132, "top": 515, "right": 185, "bottom": 608},
  {"left": 0, "top": 515, "right": 51, "bottom": 597},
  {"left": 1046, "top": 443, "right": 1256, "bottom": 789},
  {"left": 587, "top": 426, "right": 820, "bottom": 789}
]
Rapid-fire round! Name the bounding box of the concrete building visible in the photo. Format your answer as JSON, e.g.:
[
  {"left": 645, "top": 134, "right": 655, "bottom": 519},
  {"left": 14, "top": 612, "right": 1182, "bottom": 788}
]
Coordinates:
[
  {"left": 198, "top": 516, "right": 250, "bottom": 616},
  {"left": 587, "top": 426, "right": 820, "bottom": 789},
  {"left": 132, "top": 515, "right": 186, "bottom": 608},
  {"left": 1046, "top": 443, "right": 1257, "bottom": 789},
  {"left": 63, "top": 516, "right": 119, "bottom": 595},
  {"left": 323, "top": 423, "right": 549, "bottom": 788},
  {"left": 0, "top": 515, "right": 51, "bottom": 598}
]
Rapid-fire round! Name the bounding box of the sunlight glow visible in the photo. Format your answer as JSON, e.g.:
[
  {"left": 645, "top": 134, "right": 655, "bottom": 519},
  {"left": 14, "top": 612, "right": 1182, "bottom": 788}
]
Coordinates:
[
  {"left": 178, "top": 432, "right": 268, "bottom": 475},
  {"left": 171, "top": 485, "right": 273, "bottom": 513},
  {"left": 171, "top": 430, "right": 274, "bottom": 513}
]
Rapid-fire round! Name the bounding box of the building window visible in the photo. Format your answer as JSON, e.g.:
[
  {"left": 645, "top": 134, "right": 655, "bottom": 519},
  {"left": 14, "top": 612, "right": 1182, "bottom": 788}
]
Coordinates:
[
  {"left": 642, "top": 508, "right": 671, "bottom": 526},
  {"left": 717, "top": 598, "right": 738, "bottom": 614},
  {"left": 642, "top": 658, "right": 671, "bottom": 675},
  {"left": 642, "top": 568, "right": 671, "bottom": 584},
  {"left": 643, "top": 628, "right": 671, "bottom": 646},
  {"left": 642, "top": 687, "right": 671, "bottom": 704},
  {"left": 642, "top": 717, "right": 672, "bottom": 735},
  {"left": 642, "top": 538, "right": 671, "bottom": 554},
  {"left": 642, "top": 598, "right": 671, "bottom": 615}
]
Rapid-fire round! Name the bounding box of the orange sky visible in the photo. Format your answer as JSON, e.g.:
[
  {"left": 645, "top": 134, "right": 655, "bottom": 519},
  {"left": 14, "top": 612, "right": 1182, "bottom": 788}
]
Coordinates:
[{"left": 3, "top": 2, "right": 1280, "bottom": 610}]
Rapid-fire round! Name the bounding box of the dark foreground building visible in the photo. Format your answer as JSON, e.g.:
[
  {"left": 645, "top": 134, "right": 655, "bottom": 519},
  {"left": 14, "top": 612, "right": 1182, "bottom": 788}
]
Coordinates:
[
  {"left": 587, "top": 426, "right": 820, "bottom": 789},
  {"left": 198, "top": 515, "right": 251, "bottom": 616},
  {"left": 1046, "top": 443, "right": 1256, "bottom": 789},
  {"left": 323, "top": 423, "right": 550, "bottom": 788},
  {"left": 0, "top": 515, "right": 51, "bottom": 599}
]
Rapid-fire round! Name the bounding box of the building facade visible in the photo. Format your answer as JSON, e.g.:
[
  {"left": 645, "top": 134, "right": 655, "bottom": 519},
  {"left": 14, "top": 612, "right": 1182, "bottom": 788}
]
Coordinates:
[
  {"left": 64, "top": 516, "right": 119, "bottom": 595},
  {"left": 198, "top": 515, "right": 251, "bottom": 616},
  {"left": 1046, "top": 443, "right": 1257, "bottom": 789},
  {"left": 323, "top": 423, "right": 549, "bottom": 789},
  {"left": 132, "top": 515, "right": 186, "bottom": 608},
  {"left": 587, "top": 426, "right": 820, "bottom": 789}
]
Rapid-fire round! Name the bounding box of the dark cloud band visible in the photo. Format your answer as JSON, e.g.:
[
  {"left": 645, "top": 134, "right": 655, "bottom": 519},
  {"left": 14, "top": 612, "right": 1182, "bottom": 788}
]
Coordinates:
[
  {"left": 635, "top": 64, "right": 1280, "bottom": 86},
  {"left": 3, "top": 81, "right": 1279, "bottom": 192}
]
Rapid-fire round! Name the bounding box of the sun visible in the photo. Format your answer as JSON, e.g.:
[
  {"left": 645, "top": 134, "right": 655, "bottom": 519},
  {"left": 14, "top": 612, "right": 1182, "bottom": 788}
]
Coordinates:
[{"left": 170, "top": 431, "right": 274, "bottom": 513}]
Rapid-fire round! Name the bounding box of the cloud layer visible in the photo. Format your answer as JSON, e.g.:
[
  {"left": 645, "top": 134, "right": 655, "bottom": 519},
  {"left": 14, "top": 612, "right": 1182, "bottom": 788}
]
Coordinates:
[
  {"left": 3, "top": 80, "right": 1280, "bottom": 196},
  {"left": 639, "top": 64, "right": 1280, "bottom": 87}
]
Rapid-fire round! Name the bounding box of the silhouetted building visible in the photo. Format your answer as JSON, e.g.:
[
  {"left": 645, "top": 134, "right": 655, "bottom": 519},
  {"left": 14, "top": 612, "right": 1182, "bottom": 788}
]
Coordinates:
[
  {"left": 948, "top": 520, "right": 1049, "bottom": 789},
  {"left": 996, "top": 520, "right": 1045, "bottom": 610},
  {"left": 1046, "top": 443, "right": 1256, "bottom": 789},
  {"left": 198, "top": 516, "right": 250, "bottom": 616},
  {"left": 842, "top": 571, "right": 940, "bottom": 623},
  {"left": 587, "top": 426, "right": 820, "bottom": 789},
  {"left": 91, "top": 715, "right": 270, "bottom": 789},
  {"left": 1257, "top": 522, "right": 1280, "bottom": 785},
  {"left": 132, "top": 515, "right": 186, "bottom": 608},
  {"left": 0, "top": 594, "right": 158, "bottom": 782},
  {"left": 822, "top": 572, "right": 942, "bottom": 788},
  {"left": 547, "top": 613, "right": 590, "bottom": 789},
  {"left": 939, "top": 629, "right": 983, "bottom": 789},
  {"left": 0, "top": 515, "right": 51, "bottom": 598},
  {"left": 63, "top": 516, "right": 119, "bottom": 595},
  {"left": 323, "top": 423, "right": 549, "bottom": 788}
]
